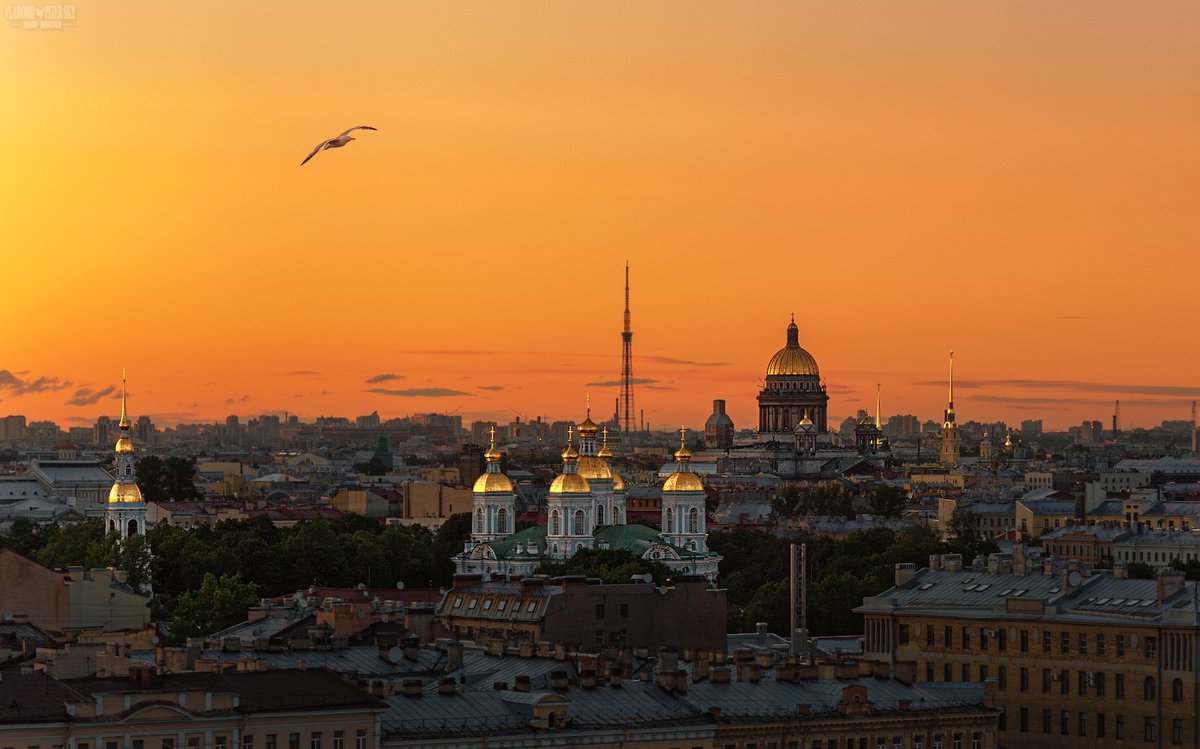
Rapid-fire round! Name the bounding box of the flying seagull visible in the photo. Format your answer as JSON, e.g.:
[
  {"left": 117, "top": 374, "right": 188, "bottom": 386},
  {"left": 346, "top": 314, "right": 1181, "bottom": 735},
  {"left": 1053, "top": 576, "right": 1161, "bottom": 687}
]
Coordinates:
[{"left": 300, "top": 125, "right": 378, "bottom": 166}]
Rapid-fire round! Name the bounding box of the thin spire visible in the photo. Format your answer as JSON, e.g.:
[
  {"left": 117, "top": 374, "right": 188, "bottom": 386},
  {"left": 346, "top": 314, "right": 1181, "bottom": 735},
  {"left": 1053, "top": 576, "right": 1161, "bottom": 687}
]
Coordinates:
[
  {"left": 875, "top": 384, "right": 881, "bottom": 429},
  {"left": 119, "top": 368, "right": 130, "bottom": 429},
  {"left": 948, "top": 351, "right": 954, "bottom": 410},
  {"left": 488, "top": 425, "right": 496, "bottom": 451},
  {"left": 623, "top": 262, "right": 631, "bottom": 334},
  {"left": 680, "top": 426, "right": 686, "bottom": 451},
  {"left": 586, "top": 394, "right": 591, "bottom": 419}
]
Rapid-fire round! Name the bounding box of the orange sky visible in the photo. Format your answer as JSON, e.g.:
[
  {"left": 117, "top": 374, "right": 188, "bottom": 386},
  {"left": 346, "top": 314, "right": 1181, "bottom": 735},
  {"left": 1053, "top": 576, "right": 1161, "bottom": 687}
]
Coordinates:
[{"left": 2, "top": 1, "right": 1198, "bottom": 433}]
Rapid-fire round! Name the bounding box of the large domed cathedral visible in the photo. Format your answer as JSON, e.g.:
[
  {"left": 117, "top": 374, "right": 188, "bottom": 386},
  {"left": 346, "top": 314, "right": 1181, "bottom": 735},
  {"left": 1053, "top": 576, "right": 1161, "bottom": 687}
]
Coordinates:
[{"left": 757, "top": 316, "right": 829, "bottom": 439}]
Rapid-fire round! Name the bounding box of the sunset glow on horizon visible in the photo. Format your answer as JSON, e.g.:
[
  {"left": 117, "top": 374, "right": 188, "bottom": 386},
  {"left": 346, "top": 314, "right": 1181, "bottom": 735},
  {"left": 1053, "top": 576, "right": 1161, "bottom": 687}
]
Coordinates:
[{"left": 3, "top": 1, "right": 1198, "bottom": 432}]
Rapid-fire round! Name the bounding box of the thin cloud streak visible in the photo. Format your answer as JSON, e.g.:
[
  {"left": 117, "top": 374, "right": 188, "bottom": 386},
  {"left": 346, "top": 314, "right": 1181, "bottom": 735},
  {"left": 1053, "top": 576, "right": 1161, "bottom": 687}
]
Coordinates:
[
  {"left": 64, "top": 385, "right": 116, "bottom": 406},
  {"left": 585, "top": 377, "right": 659, "bottom": 387},
  {"left": 366, "top": 373, "right": 404, "bottom": 384},
  {"left": 365, "top": 387, "right": 471, "bottom": 397},
  {"left": 913, "top": 378, "right": 1200, "bottom": 398},
  {"left": 0, "top": 369, "right": 73, "bottom": 396}
]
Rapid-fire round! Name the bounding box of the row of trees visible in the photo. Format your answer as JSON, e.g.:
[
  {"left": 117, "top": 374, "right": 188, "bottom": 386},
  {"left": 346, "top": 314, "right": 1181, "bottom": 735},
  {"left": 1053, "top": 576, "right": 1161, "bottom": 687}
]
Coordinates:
[
  {"left": 771, "top": 484, "right": 908, "bottom": 520},
  {"left": 1, "top": 513, "right": 474, "bottom": 642},
  {"left": 708, "top": 524, "right": 996, "bottom": 636}
]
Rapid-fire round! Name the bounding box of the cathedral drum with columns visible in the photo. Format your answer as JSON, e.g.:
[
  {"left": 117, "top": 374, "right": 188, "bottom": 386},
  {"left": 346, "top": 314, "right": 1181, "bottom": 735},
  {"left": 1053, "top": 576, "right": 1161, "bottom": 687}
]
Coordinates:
[{"left": 757, "top": 316, "right": 829, "bottom": 439}]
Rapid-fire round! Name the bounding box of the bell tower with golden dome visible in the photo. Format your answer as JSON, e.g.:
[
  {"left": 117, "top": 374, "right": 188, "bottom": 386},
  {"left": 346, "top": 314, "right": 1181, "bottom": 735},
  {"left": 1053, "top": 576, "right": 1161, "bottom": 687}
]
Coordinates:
[
  {"left": 107, "top": 371, "right": 146, "bottom": 540},
  {"left": 575, "top": 398, "right": 622, "bottom": 528},
  {"left": 470, "top": 427, "right": 516, "bottom": 544},
  {"left": 546, "top": 427, "right": 593, "bottom": 559},
  {"left": 757, "top": 316, "right": 829, "bottom": 439},
  {"left": 660, "top": 429, "right": 708, "bottom": 554}
]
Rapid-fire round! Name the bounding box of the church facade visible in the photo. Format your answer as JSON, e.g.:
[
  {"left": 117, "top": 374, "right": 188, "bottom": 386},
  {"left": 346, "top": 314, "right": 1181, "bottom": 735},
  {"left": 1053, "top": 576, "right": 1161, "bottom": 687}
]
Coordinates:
[
  {"left": 106, "top": 373, "right": 147, "bottom": 540},
  {"left": 457, "top": 410, "right": 721, "bottom": 583}
]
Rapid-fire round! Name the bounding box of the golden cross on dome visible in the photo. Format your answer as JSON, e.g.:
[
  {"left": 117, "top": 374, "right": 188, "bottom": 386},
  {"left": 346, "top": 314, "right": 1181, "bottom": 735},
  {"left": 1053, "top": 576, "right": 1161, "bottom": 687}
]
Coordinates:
[
  {"left": 601, "top": 427, "right": 608, "bottom": 446},
  {"left": 679, "top": 426, "right": 686, "bottom": 449},
  {"left": 586, "top": 393, "right": 591, "bottom": 416},
  {"left": 567, "top": 425, "right": 574, "bottom": 446},
  {"left": 488, "top": 425, "right": 496, "bottom": 449}
]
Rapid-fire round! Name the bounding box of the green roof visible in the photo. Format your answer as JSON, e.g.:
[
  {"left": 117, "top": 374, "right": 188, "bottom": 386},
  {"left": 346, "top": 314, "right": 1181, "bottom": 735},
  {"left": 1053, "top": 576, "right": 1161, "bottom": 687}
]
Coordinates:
[{"left": 487, "top": 525, "right": 547, "bottom": 560}]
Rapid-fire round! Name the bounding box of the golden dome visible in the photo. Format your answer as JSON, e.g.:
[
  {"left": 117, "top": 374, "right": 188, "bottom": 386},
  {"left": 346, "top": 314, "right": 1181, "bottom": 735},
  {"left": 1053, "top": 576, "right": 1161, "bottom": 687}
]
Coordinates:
[
  {"left": 561, "top": 445, "right": 580, "bottom": 461},
  {"left": 765, "top": 318, "right": 820, "bottom": 377},
  {"left": 576, "top": 455, "right": 612, "bottom": 480},
  {"left": 484, "top": 445, "right": 502, "bottom": 462},
  {"left": 115, "top": 436, "right": 134, "bottom": 454},
  {"left": 663, "top": 471, "right": 704, "bottom": 493},
  {"left": 549, "top": 473, "right": 590, "bottom": 495},
  {"left": 611, "top": 471, "right": 625, "bottom": 491},
  {"left": 473, "top": 472, "right": 514, "bottom": 493},
  {"left": 578, "top": 416, "right": 599, "bottom": 438},
  {"left": 108, "top": 483, "right": 143, "bottom": 504}
]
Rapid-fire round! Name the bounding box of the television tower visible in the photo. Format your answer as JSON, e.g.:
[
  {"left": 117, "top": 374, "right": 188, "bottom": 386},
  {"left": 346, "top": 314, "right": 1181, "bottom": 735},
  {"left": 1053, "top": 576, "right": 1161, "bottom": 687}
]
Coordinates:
[
  {"left": 620, "top": 262, "right": 635, "bottom": 438},
  {"left": 1192, "top": 401, "right": 1197, "bottom": 453},
  {"left": 1112, "top": 400, "right": 1121, "bottom": 440}
]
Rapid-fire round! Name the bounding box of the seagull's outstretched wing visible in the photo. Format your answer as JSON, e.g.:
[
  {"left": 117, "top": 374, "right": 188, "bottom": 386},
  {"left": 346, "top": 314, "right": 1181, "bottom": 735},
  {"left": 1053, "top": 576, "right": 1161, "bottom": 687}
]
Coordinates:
[
  {"left": 300, "top": 140, "right": 330, "bottom": 166},
  {"left": 337, "top": 125, "right": 378, "bottom": 138}
]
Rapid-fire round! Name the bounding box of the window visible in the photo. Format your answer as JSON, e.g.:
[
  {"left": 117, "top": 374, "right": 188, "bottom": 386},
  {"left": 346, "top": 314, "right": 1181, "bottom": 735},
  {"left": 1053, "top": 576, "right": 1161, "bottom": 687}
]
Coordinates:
[
  {"left": 1146, "top": 717, "right": 1157, "bottom": 742},
  {"left": 355, "top": 731, "right": 367, "bottom": 749},
  {"left": 927, "top": 662, "right": 935, "bottom": 682},
  {"left": 574, "top": 509, "right": 585, "bottom": 535},
  {"left": 1060, "top": 669, "right": 1069, "bottom": 695},
  {"left": 913, "top": 737, "right": 923, "bottom": 749},
  {"left": 1098, "top": 713, "right": 1106, "bottom": 738},
  {"left": 932, "top": 736, "right": 943, "bottom": 749},
  {"left": 998, "top": 665, "right": 1007, "bottom": 690},
  {"left": 971, "top": 733, "right": 982, "bottom": 749},
  {"left": 497, "top": 507, "right": 508, "bottom": 533},
  {"left": 551, "top": 510, "right": 560, "bottom": 535},
  {"left": 595, "top": 604, "right": 605, "bottom": 619},
  {"left": 1078, "top": 670, "right": 1087, "bottom": 696},
  {"left": 944, "top": 625, "right": 952, "bottom": 647},
  {"left": 1079, "top": 712, "right": 1088, "bottom": 737},
  {"left": 1043, "top": 631, "right": 1052, "bottom": 654},
  {"left": 980, "top": 629, "right": 989, "bottom": 650},
  {"left": 1020, "top": 707, "right": 1029, "bottom": 732},
  {"left": 1117, "top": 715, "right": 1126, "bottom": 740},
  {"left": 980, "top": 665, "right": 988, "bottom": 682},
  {"left": 1061, "top": 710, "right": 1070, "bottom": 735},
  {"left": 1145, "top": 676, "right": 1157, "bottom": 700},
  {"left": 899, "top": 624, "right": 910, "bottom": 645},
  {"left": 1174, "top": 719, "right": 1183, "bottom": 745},
  {"left": 1061, "top": 631, "right": 1070, "bottom": 655},
  {"left": 1097, "top": 634, "right": 1106, "bottom": 656},
  {"left": 962, "top": 627, "right": 971, "bottom": 649},
  {"left": 1095, "top": 672, "right": 1106, "bottom": 696},
  {"left": 189, "top": 739, "right": 200, "bottom": 749},
  {"left": 1117, "top": 634, "right": 1126, "bottom": 657},
  {"left": 265, "top": 737, "right": 276, "bottom": 749},
  {"left": 998, "top": 627, "right": 1007, "bottom": 651},
  {"left": 243, "top": 738, "right": 254, "bottom": 749},
  {"left": 962, "top": 663, "right": 971, "bottom": 681},
  {"left": 689, "top": 507, "right": 698, "bottom": 533},
  {"left": 1043, "top": 709, "right": 1052, "bottom": 733},
  {"left": 333, "top": 732, "right": 344, "bottom": 749},
  {"left": 944, "top": 663, "right": 952, "bottom": 682},
  {"left": 289, "top": 735, "right": 299, "bottom": 749},
  {"left": 1173, "top": 677, "right": 1184, "bottom": 702},
  {"left": 927, "top": 626, "right": 935, "bottom": 647},
  {"left": 482, "top": 599, "right": 492, "bottom": 611},
  {"left": 310, "top": 735, "right": 321, "bottom": 749},
  {"left": 952, "top": 735, "right": 962, "bottom": 749},
  {"left": 1042, "top": 668, "right": 1051, "bottom": 693},
  {"left": 620, "top": 603, "right": 629, "bottom": 618},
  {"left": 1020, "top": 667, "right": 1029, "bottom": 692},
  {"left": 1146, "top": 636, "right": 1157, "bottom": 659},
  {"left": 1116, "top": 673, "right": 1125, "bottom": 698},
  {"left": 1020, "top": 629, "right": 1029, "bottom": 652},
  {"left": 1077, "top": 632, "right": 1087, "bottom": 655}
]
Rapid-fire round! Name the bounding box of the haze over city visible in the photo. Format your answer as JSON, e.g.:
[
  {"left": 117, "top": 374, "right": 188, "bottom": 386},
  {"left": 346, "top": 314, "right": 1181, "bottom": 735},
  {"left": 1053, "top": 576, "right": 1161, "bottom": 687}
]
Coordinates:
[{"left": 3, "top": 1, "right": 1197, "bottom": 430}]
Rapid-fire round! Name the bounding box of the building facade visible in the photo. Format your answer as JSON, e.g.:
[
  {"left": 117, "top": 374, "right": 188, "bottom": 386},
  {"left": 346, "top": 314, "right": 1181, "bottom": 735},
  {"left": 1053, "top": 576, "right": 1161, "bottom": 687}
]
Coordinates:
[{"left": 757, "top": 317, "right": 829, "bottom": 437}]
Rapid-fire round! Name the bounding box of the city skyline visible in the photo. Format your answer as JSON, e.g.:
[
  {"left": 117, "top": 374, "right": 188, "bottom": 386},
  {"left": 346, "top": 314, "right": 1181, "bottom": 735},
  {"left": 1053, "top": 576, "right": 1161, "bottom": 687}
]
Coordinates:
[{"left": 3, "top": 1, "right": 1198, "bottom": 431}]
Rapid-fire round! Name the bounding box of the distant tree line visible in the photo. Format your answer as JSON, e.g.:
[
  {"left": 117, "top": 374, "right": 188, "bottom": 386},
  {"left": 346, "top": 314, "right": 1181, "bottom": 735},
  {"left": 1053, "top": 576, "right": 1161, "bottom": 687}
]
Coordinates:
[{"left": 1, "top": 513, "right": 473, "bottom": 643}]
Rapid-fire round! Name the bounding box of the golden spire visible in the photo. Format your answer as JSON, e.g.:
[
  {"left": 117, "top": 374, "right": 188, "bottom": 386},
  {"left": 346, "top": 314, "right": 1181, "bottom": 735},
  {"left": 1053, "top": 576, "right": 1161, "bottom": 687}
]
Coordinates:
[
  {"left": 118, "top": 368, "right": 130, "bottom": 429},
  {"left": 561, "top": 425, "right": 579, "bottom": 461},
  {"left": 597, "top": 427, "right": 613, "bottom": 460},
  {"left": 484, "top": 425, "right": 502, "bottom": 462},
  {"left": 674, "top": 426, "right": 692, "bottom": 463},
  {"left": 948, "top": 351, "right": 955, "bottom": 410},
  {"left": 579, "top": 394, "right": 599, "bottom": 438},
  {"left": 875, "top": 384, "right": 881, "bottom": 429}
]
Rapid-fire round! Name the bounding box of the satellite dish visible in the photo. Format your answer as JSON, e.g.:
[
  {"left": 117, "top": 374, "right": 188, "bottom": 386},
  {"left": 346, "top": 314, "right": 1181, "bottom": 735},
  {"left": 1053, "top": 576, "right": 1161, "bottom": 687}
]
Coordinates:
[
  {"left": 387, "top": 646, "right": 403, "bottom": 663},
  {"left": 356, "top": 582, "right": 366, "bottom": 590},
  {"left": 151, "top": 636, "right": 160, "bottom": 645},
  {"left": 396, "top": 581, "right": 405, "bottom": 590},
  {"left": 1068, "top": 570, "right": 1082, "bottom": 588},
  {"left": 642, "top": 573, "right": 653, "bottom": 583}
]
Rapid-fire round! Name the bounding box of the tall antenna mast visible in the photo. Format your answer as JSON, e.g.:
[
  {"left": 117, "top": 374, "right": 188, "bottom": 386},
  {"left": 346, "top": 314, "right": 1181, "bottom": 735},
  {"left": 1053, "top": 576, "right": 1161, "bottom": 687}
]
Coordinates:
[{"left": 620, "top": 262, "right": 635, "bottom": 440}]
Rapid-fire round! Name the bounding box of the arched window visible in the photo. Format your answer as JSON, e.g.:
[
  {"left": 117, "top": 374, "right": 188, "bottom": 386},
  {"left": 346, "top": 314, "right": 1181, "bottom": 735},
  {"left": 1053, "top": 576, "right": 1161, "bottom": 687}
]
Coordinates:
[
  {"left": 1144, "top": 676, "right": 1157, "bottom": 700},
  {"left": 497, "top": 507, "right": 508, "bottom": 534},
  {"left": 574, "top": 509, "right": 585, "bottom": 536},
  {"left": 551, "top": 510, "right": 560, "bottom": 535},
  {"left": 552, "top": 542, "right": 559, "bottom": 554},
  {"left": 665, "top": 507, "right": 673, "bottom": 533},
  {"left": 127, "top": 519, "right": 138, "bottom": 537},
  {"left": 476, "top": 508, "right": 483, "bottom": 533},
  {"left": 596, "top": 505, "right": 605, "bottom": 526},
  {"left": 689, "top": 507, "right": 699, "bottom": 533},
  {"left": 1173, "top": 678, "right": 1183, "bottom": 703}
]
